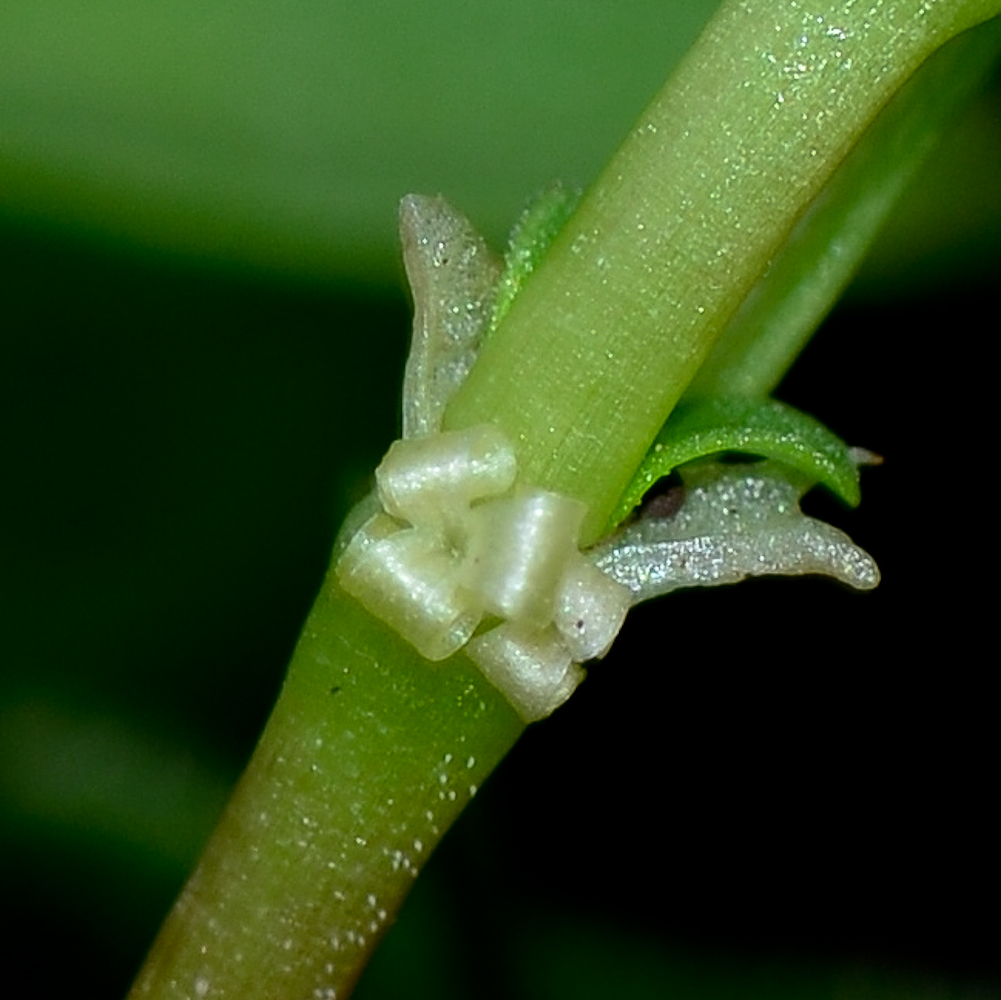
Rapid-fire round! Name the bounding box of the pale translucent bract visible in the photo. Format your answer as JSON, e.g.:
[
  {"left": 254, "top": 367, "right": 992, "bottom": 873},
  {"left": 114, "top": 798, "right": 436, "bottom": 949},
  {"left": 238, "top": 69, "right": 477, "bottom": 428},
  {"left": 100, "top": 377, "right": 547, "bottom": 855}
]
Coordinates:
[
  {"left": 590, "top": 460, "right": 879, "bottom": 600},
  {"left": 399, "top": 194, "right": 501, "bottom": 439}
]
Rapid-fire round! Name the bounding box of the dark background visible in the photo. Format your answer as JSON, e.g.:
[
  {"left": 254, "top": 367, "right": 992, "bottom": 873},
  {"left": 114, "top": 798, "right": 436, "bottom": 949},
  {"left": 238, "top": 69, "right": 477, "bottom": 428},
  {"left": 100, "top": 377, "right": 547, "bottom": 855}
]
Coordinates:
[{"left": 1, "top": 3, "right": 999, "bottom": 997}]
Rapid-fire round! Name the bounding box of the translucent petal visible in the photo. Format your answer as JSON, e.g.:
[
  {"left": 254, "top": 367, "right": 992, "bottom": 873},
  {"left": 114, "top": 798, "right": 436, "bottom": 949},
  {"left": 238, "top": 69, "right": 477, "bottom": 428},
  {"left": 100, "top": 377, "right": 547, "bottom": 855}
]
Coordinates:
[
  {"left": 465, "top": 623, "right": 584, "bottom": 723},
  {"left": 334, "top": 510, "right": 404, "bottom": 576},
  {"left": 554, "top": 555, "right": 631, "bottom": 661},
  {"left": 375, "top": 425, "right": 516, "bottom": 527},
  {"left": 337, "top": 526, "right": 481, "bottom": 661},
  {"left": 464, "top": 487, "right": 586, "bottom": 627}
]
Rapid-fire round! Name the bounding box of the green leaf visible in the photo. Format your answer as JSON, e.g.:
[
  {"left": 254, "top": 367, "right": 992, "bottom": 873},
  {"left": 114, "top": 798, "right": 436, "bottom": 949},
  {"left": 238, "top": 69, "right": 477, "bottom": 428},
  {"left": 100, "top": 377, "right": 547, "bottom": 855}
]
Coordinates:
[
  {"left": 607, "top": 397, "right": 868, "bottom": 529},
  {"left": 491, "top": 183, "right": 580, "bottom": 330}
]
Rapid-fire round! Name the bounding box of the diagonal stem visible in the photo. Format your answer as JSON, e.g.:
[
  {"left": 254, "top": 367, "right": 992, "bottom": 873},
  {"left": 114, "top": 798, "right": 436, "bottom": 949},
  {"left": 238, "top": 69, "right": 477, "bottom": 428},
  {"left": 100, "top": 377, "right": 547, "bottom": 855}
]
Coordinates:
[
  {"left": 445, "top": 1, "right": 1001, "bottom": 544},
  {"left": 687, "top": 15, "right": 1001, "bottom": 400}
]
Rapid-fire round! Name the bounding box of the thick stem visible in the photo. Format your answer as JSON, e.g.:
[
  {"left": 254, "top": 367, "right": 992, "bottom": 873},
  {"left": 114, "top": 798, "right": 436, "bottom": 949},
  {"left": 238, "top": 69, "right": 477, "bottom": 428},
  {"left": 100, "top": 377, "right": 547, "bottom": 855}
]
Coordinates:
[
  {"left": 687, "top": 16, "right": 1001, "bottom": 399},
  {"left": 127, "top": 579, "right": 522, "bottom": 1000},
  {"left": 445, "top": 0, "right": 1001, "bottom": 543}
]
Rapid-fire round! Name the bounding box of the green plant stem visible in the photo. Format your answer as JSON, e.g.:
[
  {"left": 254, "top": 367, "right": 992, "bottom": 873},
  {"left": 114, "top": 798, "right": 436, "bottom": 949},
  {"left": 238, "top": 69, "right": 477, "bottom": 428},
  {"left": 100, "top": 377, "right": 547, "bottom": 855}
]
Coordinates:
[
  {"left": 687, "top": 15, "right": 1001, "bottom": 400},
  {"left": 128, "top": 3, "right": 1001, "bottom": 998},
  {"left": 129, "top": 581, "right": 523, "bottom": 1000},
  {"left": 445, "top": 0, "right": 1001, "bottom": 544}
]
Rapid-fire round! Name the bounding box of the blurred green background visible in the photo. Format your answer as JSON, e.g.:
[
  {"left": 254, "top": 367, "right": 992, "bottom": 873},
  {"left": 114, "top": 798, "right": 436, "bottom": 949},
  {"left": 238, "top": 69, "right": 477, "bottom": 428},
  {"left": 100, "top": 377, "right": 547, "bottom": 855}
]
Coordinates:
[{"left": 1, "top": 2, "right": 999, "bottom": 998}]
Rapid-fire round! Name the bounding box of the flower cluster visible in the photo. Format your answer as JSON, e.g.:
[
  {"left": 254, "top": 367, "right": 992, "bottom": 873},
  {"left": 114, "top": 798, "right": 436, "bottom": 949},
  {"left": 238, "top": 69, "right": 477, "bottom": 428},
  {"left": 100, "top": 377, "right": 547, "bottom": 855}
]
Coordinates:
[
  {"left": 336, "top": 424, "right": 631, "bottom": 722},
  {"left": 335, "top": 192, "right": 879, "bottom": 723}
]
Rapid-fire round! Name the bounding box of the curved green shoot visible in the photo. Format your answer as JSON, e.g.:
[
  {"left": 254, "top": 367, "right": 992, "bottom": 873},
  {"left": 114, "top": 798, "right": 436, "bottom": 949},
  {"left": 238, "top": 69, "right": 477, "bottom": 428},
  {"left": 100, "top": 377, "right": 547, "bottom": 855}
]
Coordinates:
[
  {"left": 445, "top": 2, "right": 1001, "bottom": 545},
  {"left": 687, "top": 16, "right": 1001, "bottom": 400}
]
